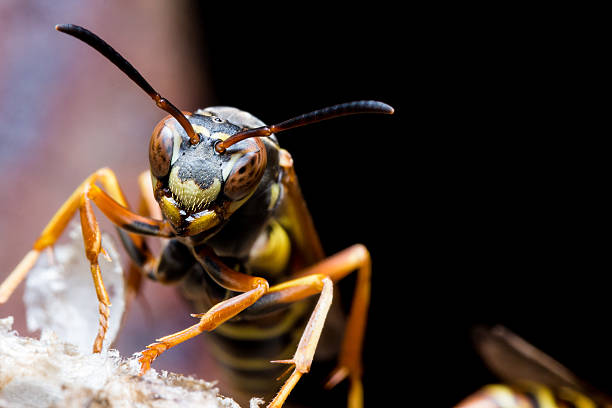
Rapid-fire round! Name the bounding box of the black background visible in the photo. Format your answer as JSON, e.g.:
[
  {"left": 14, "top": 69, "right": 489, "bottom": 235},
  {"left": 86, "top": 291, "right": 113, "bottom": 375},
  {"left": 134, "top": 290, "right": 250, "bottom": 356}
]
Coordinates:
[
  {"left": 186, "top": 4, "right": 605, "bottom": 407},
  {"left": 0, "top": 3, "right": 601, "bottom": 407}
]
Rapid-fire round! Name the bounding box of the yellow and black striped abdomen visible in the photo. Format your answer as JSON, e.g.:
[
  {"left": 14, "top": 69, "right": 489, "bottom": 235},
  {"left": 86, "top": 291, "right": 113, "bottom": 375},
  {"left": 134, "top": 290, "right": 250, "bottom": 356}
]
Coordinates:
[
  {"left": 179, "top": 219, "right": 333, "bottom": 400},
  {"left": 457, "top": 383, "right": 602, "bottom": 408}
]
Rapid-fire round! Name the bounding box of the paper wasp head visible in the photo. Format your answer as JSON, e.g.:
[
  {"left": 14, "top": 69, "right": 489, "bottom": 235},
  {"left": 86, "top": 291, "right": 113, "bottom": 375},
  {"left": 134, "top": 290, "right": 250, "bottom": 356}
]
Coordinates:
[
  {"left": 149, "top": 111, "right": 267, "bottom": 220},
  {"left": 55, "top": 24, "right": 394, "bottom": 236}
]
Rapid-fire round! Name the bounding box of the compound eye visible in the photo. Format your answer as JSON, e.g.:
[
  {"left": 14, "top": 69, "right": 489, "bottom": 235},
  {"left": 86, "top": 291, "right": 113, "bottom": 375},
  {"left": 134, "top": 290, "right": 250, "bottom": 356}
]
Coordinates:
[
  {"left": 224, "top": 139, "right": 267, "bottom": 200},
  {"left": 149, "top": 121, "right": 177, "bottom": 178}
]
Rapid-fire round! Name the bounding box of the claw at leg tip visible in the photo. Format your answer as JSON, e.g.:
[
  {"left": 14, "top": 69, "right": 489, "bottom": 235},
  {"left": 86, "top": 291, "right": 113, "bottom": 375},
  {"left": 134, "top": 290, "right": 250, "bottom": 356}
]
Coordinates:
[{"left": 137, "top": 357, "right": 150, "bottom": 376}]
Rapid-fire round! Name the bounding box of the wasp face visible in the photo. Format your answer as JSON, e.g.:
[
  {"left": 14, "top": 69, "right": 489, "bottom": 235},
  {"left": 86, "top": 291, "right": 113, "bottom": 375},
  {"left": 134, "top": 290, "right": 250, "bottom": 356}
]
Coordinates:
[{"left": 149, "top": 111, "right": 267, "bottom": 235}]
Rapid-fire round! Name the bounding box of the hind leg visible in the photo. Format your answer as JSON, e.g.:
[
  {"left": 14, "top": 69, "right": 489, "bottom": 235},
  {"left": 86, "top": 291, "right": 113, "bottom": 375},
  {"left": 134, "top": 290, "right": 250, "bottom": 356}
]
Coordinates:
[{"left": 243, "top": 244, "right": 371, "bottom": 408}]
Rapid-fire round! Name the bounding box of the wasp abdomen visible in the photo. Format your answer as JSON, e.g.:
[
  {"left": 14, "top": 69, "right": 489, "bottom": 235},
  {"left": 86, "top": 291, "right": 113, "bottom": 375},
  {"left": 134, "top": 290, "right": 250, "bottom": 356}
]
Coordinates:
[{"left": 456, "top": 383, "right": 603, "bottom": 408}]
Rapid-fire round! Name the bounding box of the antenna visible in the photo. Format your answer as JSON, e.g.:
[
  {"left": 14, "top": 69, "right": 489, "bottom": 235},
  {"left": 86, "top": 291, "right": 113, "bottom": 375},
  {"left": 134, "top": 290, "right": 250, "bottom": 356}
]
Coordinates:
[
  {"left": 215, "top": 100, "right": 394, "bottom": 153},
  {"left": 55, "top": 24, "right": 200, "bottom": 145}
]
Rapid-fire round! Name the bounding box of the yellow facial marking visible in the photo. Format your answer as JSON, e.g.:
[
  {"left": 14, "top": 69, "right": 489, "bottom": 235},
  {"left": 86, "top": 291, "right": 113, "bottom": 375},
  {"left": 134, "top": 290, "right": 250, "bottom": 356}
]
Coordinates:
[
  {"left": 159, "top": 196, "right": 182, "bottom": 227},
  {"left": 169, "top": 167, "right": 221, "bottom": 211},
  {"left": 191, "top": 124, "right": 211, "bottom": 138},
  {"left": 186, "top": 210, "right": 220, "bottom": 235},
  {"left": 171, "top": 127, "right": 183, "bottom": 165},
  {"left": 211, "top": 132, "right": 230, "bottom": 141},
  {"left": 222, "top": 152, "right": 242, "bottom": 181}
]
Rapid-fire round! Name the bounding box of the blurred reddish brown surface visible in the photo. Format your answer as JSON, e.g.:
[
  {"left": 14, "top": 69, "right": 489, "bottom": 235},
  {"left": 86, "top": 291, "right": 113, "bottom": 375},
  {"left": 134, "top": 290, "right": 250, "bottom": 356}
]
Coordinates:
[{"left": 0, "top": 0, "right": 230, "bottom": 397}]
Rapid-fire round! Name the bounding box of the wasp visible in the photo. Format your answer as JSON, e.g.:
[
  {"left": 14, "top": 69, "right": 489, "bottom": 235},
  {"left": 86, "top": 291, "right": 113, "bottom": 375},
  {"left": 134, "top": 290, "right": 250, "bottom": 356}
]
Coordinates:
[
  {"left": 455, "top": 326, "right": 612, "bottom": 408},
  {"left": 0, "top": 24, "right": 393, "bottom": 408}
]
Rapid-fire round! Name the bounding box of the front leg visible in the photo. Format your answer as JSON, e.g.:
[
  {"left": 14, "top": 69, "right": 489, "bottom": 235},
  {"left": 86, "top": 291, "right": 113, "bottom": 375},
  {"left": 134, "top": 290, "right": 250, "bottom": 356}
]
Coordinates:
[
  {"left": 0, "top": 167, "right": 174, "bottom": 352},
  {"left": 138, "top": 246, "right": 270, "bottom": 372}
]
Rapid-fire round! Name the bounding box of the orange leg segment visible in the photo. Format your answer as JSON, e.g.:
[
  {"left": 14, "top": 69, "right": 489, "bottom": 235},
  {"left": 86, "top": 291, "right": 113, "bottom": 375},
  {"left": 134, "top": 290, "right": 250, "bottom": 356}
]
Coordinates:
[
  {"left": 0, "top": 167, "right": 174, "bottom": 352},
  {"left": 267, "top": 275, "right": 334, "bottom": 408},
  {"left": 259, "top": 244, "right": 370, "bottom": 408},
  {"left": 122, "top": 171, "right": 163, "bottom": 303},
  {"left": 274, "top": 151, "right": 370, "bottom": 406},
  {"left": 138, "top": 280, "right": 270, "bottom": 373},
  {"left": 133, "top": 240, "right": 369, "bottom": 408},
  {"left": 79, "top": 184, "right": 112, "bottom": 352},
  {"left": 138, "top": 246, "right": 270, "bottom": 372},
  {"left": 314, "top": 245, "right": 371, "bottom": 399}
]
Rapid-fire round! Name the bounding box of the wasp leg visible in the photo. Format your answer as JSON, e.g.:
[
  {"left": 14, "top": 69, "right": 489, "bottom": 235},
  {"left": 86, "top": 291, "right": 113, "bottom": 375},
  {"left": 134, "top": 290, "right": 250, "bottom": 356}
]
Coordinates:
[
  {"left": 138, "top": 246, "right": 270, "bottom": 373},
  {"left": 120, "top": 171, "right": 164, "bottom": 309},
  {"left": 311, "top": 245, "right": 371, "bottom": 400},
  {"left": 118, "top": 171, "right": 165, "bottom": 284},
  {"left": 245, "top": 244, "right": 370, "bottom": 408},
  {"left": 138, "top": 170, "right": 162, "bottom": 220},
  {"left": 0, "top": 250, "right": 41, "bottom": 304},
  {"left": 277, "top": 148, "right": 325, "bottom": 266},
  {"left": 77, "top": 180, "right": 175, "bottom": 353},
  {"left": 0, "top": 168, "right": 174, "bottom": 352},
  {"left": 79, "top": 183, "right": 113, "bottom": 352},
  {"left": 276, "top": 150, "right": 370, "bottom": 407},
  {"left": 266, "top": 275, "right": 334, "bottom": 408}
]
